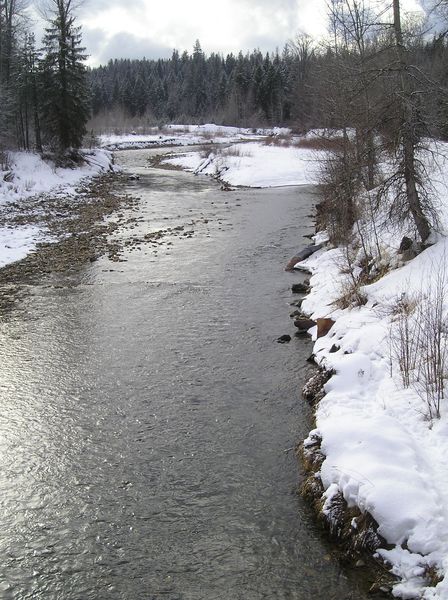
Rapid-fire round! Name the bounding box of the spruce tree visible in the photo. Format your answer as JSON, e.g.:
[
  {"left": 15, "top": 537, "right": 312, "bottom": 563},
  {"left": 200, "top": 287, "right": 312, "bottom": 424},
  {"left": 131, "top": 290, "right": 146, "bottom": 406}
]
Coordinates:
[{"left": 40, "top": 0, "right": 90, "bottom": 152}]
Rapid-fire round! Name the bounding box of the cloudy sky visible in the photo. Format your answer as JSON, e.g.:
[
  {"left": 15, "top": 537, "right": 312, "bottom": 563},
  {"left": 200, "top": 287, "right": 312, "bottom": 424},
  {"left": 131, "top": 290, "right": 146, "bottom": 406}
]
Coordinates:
[{"left": 35, "top": 0, "right": 427, "bottom": 66}]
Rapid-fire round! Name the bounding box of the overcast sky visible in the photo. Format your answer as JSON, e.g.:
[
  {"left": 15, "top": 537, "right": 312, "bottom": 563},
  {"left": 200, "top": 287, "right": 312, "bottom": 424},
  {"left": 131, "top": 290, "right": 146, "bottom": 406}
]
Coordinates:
[{"left": 33, "top": 0, "right": 427, "bottom": 66}]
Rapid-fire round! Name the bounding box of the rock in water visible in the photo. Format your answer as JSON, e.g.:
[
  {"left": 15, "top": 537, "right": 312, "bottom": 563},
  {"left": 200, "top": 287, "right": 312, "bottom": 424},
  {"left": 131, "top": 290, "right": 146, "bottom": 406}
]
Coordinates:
[
  {"left": 291, "top": 282, "right": 310, "bottom": 294},
  {"left": 294, "top": 318, "right": 316, "bottom": 331},
  {"left": 277, "top": 334, "right": 292, "bottom": 344}
]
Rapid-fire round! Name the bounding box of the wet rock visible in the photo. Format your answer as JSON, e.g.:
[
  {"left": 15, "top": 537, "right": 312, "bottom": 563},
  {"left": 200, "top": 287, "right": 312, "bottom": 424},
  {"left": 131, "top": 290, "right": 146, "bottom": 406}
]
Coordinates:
[
  {"left": 290, "top": 299, "right": 303, "bottom": 308},
  {"left": 277, "top": 334, "right": 291, "bottom": 344},
  {"left": 302, "top": 369, "right": 333, "bottom": 402},
  {"left": 294, "top": 318, "right": 316, "bottom": 331},
  {"left": 128, "top": 174, "right": 140, "bottom": 181},
  {"left": 291, "top": 282, "right": 310, "bottom": 294},
  {"left": 329, "top": 344, "right": 340, "bottom": 353},
  {"left": 295, "top": 329, "right": 308, "bottom": 336}
]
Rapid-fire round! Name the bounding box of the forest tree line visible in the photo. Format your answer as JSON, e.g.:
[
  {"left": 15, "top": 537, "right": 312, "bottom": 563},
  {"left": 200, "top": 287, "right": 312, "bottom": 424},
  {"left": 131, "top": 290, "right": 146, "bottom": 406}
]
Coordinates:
[{"left": 0, "top": 0, "right": 89, "bottom": 158}]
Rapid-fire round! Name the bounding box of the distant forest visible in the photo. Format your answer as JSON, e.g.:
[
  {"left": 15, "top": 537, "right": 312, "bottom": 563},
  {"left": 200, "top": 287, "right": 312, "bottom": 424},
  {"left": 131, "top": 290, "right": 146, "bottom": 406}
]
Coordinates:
[
  {"left": 89, "top": 40, "right": 307, "bottom": 129},
  {"left": 89, "top": 35, "right": 448, "bottom": 134}
]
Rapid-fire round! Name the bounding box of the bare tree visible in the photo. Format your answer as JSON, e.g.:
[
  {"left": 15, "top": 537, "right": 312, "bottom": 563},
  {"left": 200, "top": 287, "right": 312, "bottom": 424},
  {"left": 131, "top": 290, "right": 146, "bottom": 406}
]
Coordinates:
[{"left": 389, "top": 0, "right": 431, "bottom": 242}]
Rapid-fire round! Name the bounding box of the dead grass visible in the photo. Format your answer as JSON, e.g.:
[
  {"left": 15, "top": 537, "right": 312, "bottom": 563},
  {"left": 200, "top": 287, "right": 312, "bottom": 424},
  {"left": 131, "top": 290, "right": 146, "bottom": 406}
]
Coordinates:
[
  {"left": 201, "top": 130, "right": 215, "bottom": 141},
  {"left": 293, "top": 137, "right": 345, "bottom": 151},
  {"left": 335, "top": 283, "right": 368, "bottom": 310},
  {"left": 221, "top": 145, "right": 252, "bottom": 158},
  {"left": 263, "top": 133, "right": 293, "bottom": 147}
]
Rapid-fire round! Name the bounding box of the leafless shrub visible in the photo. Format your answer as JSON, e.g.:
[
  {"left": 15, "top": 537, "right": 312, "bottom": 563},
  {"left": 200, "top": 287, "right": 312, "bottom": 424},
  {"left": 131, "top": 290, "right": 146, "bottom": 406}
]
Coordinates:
[
  {"left": 335, "top": 279, "right": 368, "bottom": 309},
  {"left": 414, "top": 267, "right": 448, "bottom": 421},
  {"left": 263, "top": 133, "right": 293, "bottom": 147},
  {"left": 87, "top": 108, "right": 160, "bottom": 135},
  {"left": 390, "top": 261, "right": 448, "bottom": 421},
  {"left": 334, "top": 244, "right": 368, "bottom": 309},
  {"left": 221, "top": 145, "right": 251, "bottom": 158},
  {"left": 390, "top": 293, "right": 422, "bottom": 388},
  {"left": 200, "top": 131, "right": 215, "bottom": 141},
  {"left": 199, "top": 143, "right": 220, "bottom": 159},
  {"left": 317, "top": 137, "right": 361, "bottom": 245}
]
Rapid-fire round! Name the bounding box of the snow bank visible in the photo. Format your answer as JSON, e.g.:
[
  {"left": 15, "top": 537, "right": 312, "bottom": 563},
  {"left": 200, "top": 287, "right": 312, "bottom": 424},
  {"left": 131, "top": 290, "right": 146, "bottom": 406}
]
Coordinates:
[
  {"left": 1, "top": 149, "right": 112, "bottom": 205},
  {"left": 0, "top": 225, "right": 43, "bottom": 268},
  {"left": 165, "top": 123, "right": 291, "bottom": 136},
  {"left": 164, "top": 142, "right": 322, "bottom": 188},
  {"left": 100, "top": 123, "right": 292, "bottom": 151},
  {"left": 300, "top": 144, "right": 448, "bottom": 598},
  {"left": 0, "top": 149, "right": 113, "bottom": 268}
]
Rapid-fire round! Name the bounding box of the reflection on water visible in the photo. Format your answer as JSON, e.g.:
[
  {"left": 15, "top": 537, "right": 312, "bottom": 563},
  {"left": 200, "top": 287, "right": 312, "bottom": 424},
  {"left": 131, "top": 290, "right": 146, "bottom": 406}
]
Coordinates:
[{"left": 0, "top": 150, "right": 369, "bottom": 599}]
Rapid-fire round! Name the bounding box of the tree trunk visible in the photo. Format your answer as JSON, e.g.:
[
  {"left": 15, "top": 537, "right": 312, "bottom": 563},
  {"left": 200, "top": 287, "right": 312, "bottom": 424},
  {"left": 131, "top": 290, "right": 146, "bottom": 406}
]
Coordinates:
[{"left": 393, "top": 0, "right": 431, "bottom": 242}]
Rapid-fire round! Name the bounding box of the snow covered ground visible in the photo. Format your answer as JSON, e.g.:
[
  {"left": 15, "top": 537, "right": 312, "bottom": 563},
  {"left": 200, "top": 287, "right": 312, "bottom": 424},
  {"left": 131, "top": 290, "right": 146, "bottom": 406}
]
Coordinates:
[
  {"left": 0, "top": 149, "right": 113, "bottom": 268},
  {"left": 162, "top": 141, "right": 322, "bottom": 187},
  {"left": 100, "top": 123, "right": 291, "bottom": 151}
]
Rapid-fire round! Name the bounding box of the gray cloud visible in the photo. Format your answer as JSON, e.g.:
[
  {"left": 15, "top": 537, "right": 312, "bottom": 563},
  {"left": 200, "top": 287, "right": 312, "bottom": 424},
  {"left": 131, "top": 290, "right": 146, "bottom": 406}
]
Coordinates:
[{"left": 86, "top": 30, "right": 173, "bottom": 64}]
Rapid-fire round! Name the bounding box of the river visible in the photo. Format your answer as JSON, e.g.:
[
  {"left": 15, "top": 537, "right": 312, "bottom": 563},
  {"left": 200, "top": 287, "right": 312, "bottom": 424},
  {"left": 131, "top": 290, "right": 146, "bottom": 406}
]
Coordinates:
[{"left": 0, "top": 148, "right": 371, "bottom": 599}]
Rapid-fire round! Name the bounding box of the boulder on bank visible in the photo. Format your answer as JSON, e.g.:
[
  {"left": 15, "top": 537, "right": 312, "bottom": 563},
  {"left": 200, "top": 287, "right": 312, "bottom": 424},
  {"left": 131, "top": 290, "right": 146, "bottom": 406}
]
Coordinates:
[
  {"left": 316, "top": 318, "right": 335, "bottom": 338},
  {"left": 285, "top": 244, "right": 322, "bottom": 271}
]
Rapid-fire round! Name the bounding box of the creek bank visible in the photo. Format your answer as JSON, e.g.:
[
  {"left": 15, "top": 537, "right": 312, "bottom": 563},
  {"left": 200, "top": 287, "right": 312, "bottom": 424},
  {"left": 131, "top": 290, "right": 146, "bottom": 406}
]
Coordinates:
[
  {"left": 289, "top": 234, "right": 448, "bottom": 599},
  {"left": 288, "top": 272, "right": 396, "bottom": 595},
  {"left": 298, "top": 363, "right": 397, "bottom": 596},
  {"left": 0, "top": 172, "right": 135, "bottom": 285}
]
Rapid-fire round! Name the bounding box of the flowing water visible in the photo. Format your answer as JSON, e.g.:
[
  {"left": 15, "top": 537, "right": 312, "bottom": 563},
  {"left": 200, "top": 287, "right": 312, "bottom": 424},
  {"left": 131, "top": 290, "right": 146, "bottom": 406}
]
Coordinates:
[{"left": 0, "top": 148, "right": 371, "bottom": 599}]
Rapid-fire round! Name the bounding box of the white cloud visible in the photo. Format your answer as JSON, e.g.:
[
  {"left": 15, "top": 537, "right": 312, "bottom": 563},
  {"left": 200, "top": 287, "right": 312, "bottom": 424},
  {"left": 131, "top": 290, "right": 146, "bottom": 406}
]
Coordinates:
[{"left": 30, "top": 0, "right": 433, "bottom": 65}]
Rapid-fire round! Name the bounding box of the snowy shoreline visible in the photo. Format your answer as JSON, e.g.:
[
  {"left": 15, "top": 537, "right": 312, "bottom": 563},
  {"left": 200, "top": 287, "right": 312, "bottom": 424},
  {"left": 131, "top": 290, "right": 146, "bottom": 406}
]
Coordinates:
[{"left": 0, "top": 149, "right": 114, "bottom": 268}]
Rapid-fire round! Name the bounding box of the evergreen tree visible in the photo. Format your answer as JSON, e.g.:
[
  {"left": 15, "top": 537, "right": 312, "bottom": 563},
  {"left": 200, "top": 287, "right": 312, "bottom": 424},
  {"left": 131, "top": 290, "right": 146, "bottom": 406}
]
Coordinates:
[{"left": 40, "top": 0, "right": 90, "bottom": 151}]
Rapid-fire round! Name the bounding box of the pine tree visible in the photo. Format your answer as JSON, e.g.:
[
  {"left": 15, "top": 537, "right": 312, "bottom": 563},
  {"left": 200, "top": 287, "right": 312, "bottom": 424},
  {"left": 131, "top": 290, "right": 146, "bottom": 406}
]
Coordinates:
[{"left": 40, "top": 0, "right": 90, "bottom": 152}]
